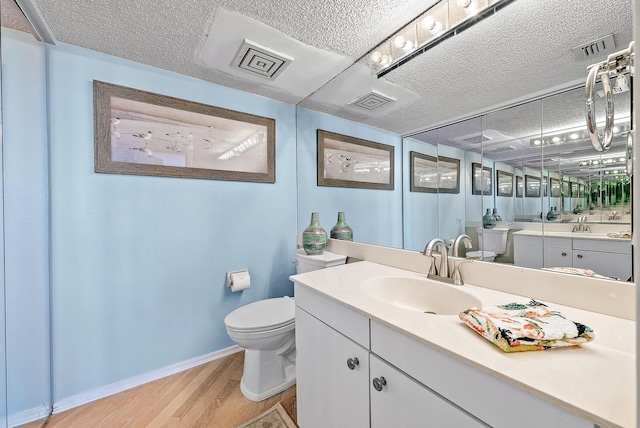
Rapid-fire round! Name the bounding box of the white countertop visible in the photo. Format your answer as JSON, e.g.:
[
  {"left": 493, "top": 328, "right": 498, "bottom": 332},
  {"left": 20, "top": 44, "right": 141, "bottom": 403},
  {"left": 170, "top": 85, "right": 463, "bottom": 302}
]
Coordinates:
[
  {"left": 513, "top": 229, "right": 632, "bottom": 242},
  {"left": 291, "top": 261, "right": 636, "bottom": 428}
]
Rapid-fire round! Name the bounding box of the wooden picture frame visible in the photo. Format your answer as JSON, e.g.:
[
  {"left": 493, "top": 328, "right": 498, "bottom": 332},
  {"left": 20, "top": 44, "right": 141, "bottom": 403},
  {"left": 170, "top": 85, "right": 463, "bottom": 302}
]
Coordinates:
[
  {"left": 410, "top": 152, "right": 437, "bottom": 193},
  {"left": 496, "top": 170, "right": 513, "bottom": 197},
  {"left": 317, "top": 129, "right": 394, "bottom": 190},
  {"left": 94, "top": 80, "right": 276, "bottom": 182},
  {"left": 550, "top": 178, "right": 561, "bottom": 197},
  {"left": 516, "top": 176, "right": 523, "bottom": 198},
  {"left": 471, "top": 163, "right": 492, "bottom": 195},
  {"left": 437, "top": 156, "right": 461, "bottom": 194},
  {"left": 525, "top": 175, "right": 541, "bottom": 197}
]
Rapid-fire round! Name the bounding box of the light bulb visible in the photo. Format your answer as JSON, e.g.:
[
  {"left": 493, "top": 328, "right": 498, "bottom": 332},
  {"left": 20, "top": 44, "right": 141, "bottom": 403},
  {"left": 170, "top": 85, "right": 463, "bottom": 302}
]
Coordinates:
[
  {"left": 552, "top": 136, "right": 561, "bottom": 143},
  {"left": 404, "top": 40, "right": 414, "bottom": 50},
  {"left": 533, "top": 140, "right": 541, "bottom": 145},
  {"left": 613, "top": 126, "right": 620, "bottom": 133},
  {"left": 371, "top": 51, "right": 382, "bottom": 63},
  {"left": 457, "top": 0, "right": 472, "bottom": 7},
  {"left": 569, "top": 133, "right": 579, "bottom": 140},
  {"left": 431, "top": 21, "right": 443, "bottom": 35},
  {"left": 422, "top": 15, "right": 436, "bottom": 30},
  {"left": 394, "top": 35, "right": 406, "bottom": 49},
  {"left": 381, "top": 55, "right": 391, "bottom": 66}
]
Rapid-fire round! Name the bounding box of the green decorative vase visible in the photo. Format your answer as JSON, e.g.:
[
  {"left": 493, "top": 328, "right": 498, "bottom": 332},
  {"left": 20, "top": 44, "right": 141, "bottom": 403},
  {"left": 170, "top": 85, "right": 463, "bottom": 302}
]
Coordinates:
[
  {"left": 302, "top": 212, "right": 327, "bottom": 255},
  {"left": 330, "top": 212, "right": 353, "bottom": 241},
  {"left": 492, "top": 208, "right": 502, "bottom": 222},
  {"left": 482, "top": 209, "right": 496, "bottom": 229}
]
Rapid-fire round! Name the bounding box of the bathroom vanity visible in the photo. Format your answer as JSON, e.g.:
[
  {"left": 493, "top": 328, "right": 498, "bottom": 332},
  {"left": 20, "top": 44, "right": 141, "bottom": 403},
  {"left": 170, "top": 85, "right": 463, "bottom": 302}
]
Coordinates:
[
  {"left": 291, "top": 260, "right": 635, "bottom": 428},
  {"left": 513, "top": 230, "right": 632, "bottom": 280}
]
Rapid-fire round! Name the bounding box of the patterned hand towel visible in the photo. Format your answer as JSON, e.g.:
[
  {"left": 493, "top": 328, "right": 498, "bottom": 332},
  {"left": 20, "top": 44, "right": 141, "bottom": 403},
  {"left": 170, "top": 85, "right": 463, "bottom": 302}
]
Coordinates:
[{"left": 459, "top": 299, "right": 595, "bottom": 353}]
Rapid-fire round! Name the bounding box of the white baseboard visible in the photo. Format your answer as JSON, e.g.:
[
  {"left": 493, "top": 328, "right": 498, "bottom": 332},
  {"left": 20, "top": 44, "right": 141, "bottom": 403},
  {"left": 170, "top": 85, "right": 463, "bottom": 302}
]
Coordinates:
[
  {"left": 2, "top": 404, "right": 52, "bottom": 428},
  {"left": 53, "top": 345, "right": 242, "bottom": 414}
]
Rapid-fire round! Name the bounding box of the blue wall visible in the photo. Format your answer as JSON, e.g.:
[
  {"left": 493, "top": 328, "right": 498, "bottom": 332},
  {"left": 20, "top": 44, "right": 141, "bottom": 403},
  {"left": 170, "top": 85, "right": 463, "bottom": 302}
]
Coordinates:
[
  {"left": 1, "top": 29, "right": 51, "bottom": 419},
  {"left": 1, "top": 31, "right": 405, "bottom": 417},
  {"left": 46, "top": 43, "right": 298, "bottom": 401},
  {"left": 296, "top": 108, "right": 403, "bottom": 249}
]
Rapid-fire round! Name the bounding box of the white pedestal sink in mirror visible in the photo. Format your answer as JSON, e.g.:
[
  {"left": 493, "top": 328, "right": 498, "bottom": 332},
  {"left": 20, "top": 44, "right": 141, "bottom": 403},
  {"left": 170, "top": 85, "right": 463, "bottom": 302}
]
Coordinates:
[{"left": 359, "top": 276, "right": 481, "bottom": 315}]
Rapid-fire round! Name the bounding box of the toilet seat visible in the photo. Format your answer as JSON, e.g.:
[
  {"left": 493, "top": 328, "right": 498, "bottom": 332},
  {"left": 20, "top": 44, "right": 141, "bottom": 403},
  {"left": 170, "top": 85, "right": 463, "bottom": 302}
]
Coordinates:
[
  {"left": 466, "top": 250, "right": 496, "bottom": 260},
  {"left": 224, "top": 296, "right": 295, "bottom": 333}
]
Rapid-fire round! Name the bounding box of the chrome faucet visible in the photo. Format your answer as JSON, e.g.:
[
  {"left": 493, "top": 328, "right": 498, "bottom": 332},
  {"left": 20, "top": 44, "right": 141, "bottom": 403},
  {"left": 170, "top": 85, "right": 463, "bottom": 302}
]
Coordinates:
[
  {"left": 572, "top": 216, "right": 591, "bottom": 233},
  {"left": 422, "top": 238, "right": 449, "bottom": 278},
  {"left": 609, "top": 211, "right": 620, "bottom": 220},
  {"left": 451, "top": 234, "right": 473, "bottom": 257}
]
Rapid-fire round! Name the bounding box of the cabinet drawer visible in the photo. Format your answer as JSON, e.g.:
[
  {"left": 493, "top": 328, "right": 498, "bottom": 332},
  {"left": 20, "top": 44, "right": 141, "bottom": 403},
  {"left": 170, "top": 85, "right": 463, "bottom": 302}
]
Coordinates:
[
  {"left": 573, "top": 238, "right": 631, "bottom": 254},
  {"left": 513, "top": 234, "right": 542, "bottom": 247},
  {"left": 543, "top": 237, "right": 572, "bottom": 249},
  {"left": 294, "top": 284, "right": 369, "bottom": 348},
  {"left": 370, "top": 321, "right": 592, "bottom": 428}
]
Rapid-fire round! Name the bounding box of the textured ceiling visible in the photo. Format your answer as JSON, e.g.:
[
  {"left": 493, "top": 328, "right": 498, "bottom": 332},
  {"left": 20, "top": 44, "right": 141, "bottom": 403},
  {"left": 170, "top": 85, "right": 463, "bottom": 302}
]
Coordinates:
[{"left": 25, "top": 0, "right": 635, "bottom": 136}]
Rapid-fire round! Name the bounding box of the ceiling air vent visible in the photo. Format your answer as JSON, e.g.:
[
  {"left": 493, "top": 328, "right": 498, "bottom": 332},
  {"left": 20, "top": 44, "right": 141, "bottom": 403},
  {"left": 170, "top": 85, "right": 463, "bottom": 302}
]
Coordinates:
[
  {"left": 349, "top": 90, "right": 396, "bottom": 111},
  {"left": 461, "top": 134, "right": 492, "bottom": 145},
  {"left": 486, "top": 145, "right": 516, "bottom": 154},
  {"left": 572, "top": 34, "right": 615, "bottom": 60},
  {"left": 230, "top": 39, "right": 293, "bottom": 80}
]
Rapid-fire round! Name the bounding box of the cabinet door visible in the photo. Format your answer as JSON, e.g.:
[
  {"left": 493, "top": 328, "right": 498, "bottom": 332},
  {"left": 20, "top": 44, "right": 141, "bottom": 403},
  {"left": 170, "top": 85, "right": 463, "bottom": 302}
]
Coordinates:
[
  {"left": 296, "top": 307, "right": 370, "bottom": 428},
  {"left": 543, "top": 246, "right": 572, "bottom": 268},
  {"left": 514, "top": 244, "right": 544, "bottom": 269},
  {"left": 573, "top": 250, "right": 632, "bottom": 280},
  {"left": 369, "top": 354, "right": 486, "bottom": 428}
]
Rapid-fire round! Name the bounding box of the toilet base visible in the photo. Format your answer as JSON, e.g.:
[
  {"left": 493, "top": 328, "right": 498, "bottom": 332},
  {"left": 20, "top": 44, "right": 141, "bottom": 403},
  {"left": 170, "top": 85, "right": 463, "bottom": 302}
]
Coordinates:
[
  {"left": 239, "top": 346, "right": 296, "bottom": 402},
  {"left": 240, "top": 363, "right": 296, "bottom": 401}
]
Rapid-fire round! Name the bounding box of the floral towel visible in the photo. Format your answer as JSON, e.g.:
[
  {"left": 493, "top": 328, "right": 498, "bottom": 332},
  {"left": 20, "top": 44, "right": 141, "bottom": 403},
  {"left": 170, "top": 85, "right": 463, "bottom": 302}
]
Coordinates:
[
  {"left": 459, "top": 299, "right": 595, "bottom": 353},
  {"left": 541, "top": 266, "right": 611, "bottom": 280}
]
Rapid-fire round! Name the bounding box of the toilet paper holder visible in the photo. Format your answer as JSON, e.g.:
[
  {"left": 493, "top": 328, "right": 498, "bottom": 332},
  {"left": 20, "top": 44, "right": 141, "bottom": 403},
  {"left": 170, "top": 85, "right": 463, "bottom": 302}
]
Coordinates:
[{"left": 226, "top": 269, "right": 250, "bottom": 288}]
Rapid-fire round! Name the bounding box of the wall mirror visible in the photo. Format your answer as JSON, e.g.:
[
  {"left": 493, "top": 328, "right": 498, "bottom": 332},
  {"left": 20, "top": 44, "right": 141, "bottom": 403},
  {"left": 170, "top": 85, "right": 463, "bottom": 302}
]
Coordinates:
[{"left": 405, "top": 84, "right": 632, "bottom": 280}]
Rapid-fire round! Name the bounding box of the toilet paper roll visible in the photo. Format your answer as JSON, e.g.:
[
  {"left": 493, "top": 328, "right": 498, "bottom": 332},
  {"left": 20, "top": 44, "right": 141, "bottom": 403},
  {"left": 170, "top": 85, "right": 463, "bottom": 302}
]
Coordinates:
[{"left": 230, "top": 271, "right": 251, "bottom": 292}]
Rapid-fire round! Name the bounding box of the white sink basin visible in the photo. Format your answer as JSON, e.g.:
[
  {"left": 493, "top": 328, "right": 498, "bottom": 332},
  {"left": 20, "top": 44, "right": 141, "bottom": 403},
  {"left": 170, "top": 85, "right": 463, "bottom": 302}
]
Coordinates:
[{"left": 360, "top": 276, "right": 482, "bottom": 315}]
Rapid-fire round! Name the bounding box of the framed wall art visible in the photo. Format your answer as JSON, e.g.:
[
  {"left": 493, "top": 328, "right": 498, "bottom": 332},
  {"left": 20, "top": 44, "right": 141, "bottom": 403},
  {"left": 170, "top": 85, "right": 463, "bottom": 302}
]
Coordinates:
[
  {"left": 94, "top": 80, "right": 276, "bottom": 182},
  {"left": 516, "top": 176, "right": 524, "bottom": 198},
  {"left": 317, "top": 129, "right": 394, "bottom": 190},
  {"left": 496, "top": 170, "right": 513, "bottom": 197},
  {"left": 471, "top": 163, "right": 492, "bottom": 195},
  {"left": 525, "top": 175, "right": 541, "bottom": 197},
  {"left": 437, "top": 156, "right": 460, "bottom": 194},
  {"left": 410, "top": 151, "right": 438, "bottom": 193}
]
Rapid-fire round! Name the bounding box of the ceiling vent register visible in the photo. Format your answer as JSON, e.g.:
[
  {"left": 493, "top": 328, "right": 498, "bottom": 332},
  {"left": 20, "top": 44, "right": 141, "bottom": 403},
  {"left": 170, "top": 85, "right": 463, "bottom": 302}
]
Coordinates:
[
  {"left": 231, "top": 39, "right": 293, "bottom": 80},
  {"left": 349, "top": 90, "right": 396, "bottom": 111},
  {"left": 572, "top": 34, "right": 616, "bottom": 61}
]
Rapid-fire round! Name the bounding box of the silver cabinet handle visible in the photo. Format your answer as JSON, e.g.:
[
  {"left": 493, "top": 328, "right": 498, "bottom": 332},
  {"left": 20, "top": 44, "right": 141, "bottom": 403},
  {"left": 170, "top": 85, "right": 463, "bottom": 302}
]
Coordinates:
[
  {"left": 561, "top": 252, "right": 567, "bottom": 256},
  {"left": 372, "top": 376, "right": 387, "bottom": 391},
  {"left": 346, "top": 357, "right": 359, "bottom": 370},
  {"left": 577, "top": 254, "right": 583, "bottom": 259}
]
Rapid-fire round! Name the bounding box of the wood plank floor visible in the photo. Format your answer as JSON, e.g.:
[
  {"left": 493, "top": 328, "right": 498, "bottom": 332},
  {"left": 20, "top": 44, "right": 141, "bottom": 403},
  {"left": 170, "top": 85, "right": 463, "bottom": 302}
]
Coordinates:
[{"left": 19, "top": 351, "right": 297, "bottom": 428}]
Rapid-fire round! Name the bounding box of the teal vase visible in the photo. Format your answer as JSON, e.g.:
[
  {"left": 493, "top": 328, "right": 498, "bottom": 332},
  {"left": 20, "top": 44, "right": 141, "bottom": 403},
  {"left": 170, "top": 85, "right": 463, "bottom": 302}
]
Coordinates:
[
  {"left": 302, "top": 212, "right": 327, "bottom": 255},
  {"left": 330, "top": 212, "right": 353, "bottom": 241},
  {"left": 482, "top": 209, "right": 496, "bottom": 229},
  {"left": 492, "top": 208, "right": 502, "bottom": 222}
]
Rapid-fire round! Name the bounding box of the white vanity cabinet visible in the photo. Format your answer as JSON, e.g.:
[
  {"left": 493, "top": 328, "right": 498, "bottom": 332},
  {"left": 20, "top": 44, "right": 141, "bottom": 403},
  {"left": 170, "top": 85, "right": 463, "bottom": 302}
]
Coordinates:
[
  {"left": 296, "top": 307, "right": 370, "bottom": 428},
  {"left": 369, "top": 354, "right": 484, "bottom": 428},
  {"left": 513, "top": 233, "right": 631, "bottom": 279},
  {"left": 294, "top": 283, "right": 593, "bottom": 428}
]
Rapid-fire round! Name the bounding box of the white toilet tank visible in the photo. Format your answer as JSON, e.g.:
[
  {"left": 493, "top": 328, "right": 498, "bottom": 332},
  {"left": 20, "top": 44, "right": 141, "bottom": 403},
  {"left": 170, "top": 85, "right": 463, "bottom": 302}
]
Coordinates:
[
  {"left": 475, "top": 227, "right": 509, "bottom": 255},
  {"left": 294, "top": 249, "right": 347, "bottom": 274}
]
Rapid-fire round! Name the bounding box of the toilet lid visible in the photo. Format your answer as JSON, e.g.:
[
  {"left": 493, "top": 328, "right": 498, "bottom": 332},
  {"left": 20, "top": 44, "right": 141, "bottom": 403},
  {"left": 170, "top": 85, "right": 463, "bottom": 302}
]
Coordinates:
[{"left": 224, "top": 296, "right": 295, "bottom": 333}]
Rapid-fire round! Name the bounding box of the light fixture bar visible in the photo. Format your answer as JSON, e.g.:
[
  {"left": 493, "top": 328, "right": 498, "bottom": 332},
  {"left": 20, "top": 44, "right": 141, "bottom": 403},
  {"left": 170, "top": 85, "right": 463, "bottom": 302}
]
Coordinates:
[{"left": 374, "top": 0, "right": 516, "bottom": 79}]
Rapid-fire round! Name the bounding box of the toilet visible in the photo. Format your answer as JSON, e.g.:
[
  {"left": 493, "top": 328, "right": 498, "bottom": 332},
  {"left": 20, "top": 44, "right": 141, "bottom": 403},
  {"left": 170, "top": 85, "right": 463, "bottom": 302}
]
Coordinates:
[
  {"left": 224, "top": 249, "right": 347, "bottom": 401},
  {"left": 467, "top": 227, "right": 509, "bottom": 262}
]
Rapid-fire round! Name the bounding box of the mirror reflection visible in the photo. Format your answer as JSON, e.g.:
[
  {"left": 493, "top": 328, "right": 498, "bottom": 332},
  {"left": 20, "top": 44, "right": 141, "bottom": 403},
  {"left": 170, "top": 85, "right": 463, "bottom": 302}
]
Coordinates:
[{"left": 405, "top": 84, "right": 632, "bottom": 281}]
